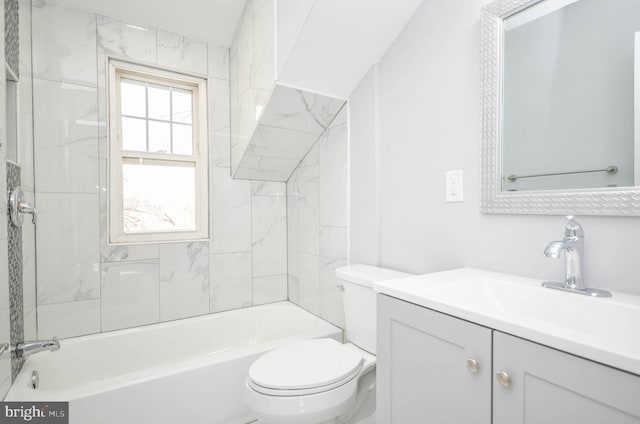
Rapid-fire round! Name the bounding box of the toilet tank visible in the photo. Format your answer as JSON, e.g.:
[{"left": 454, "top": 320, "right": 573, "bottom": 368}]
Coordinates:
[{"left": 335, "top": 265, "right": 413, "bottom": 354}]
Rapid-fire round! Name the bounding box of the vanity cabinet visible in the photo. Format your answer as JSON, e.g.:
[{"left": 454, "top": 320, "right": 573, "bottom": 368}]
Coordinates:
[
  {"left": 377, "top": 294, "right": 640, "bottom": 424},
  {"left": 377, "top": 295, "right": 492, "bottom": 424},
  {"left": 493, "top": 331, "right": 640, "bottom": 424}
]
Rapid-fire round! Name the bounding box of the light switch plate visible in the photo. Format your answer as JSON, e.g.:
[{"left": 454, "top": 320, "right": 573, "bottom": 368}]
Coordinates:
[{"left": 446, "top": 170, "right": 464, "bottom": 202}]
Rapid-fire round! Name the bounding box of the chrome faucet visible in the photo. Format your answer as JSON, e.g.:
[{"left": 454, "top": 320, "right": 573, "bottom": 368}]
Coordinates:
[
  {"left": 16, "top": 338, "right": 60, "bottom": 358},
  {"left": 542, "top": 216, "right": 611, "bottom": 297}
]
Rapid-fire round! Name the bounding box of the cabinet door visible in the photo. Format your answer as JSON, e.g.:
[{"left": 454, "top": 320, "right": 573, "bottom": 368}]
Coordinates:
[
  {"left": 377, "top": 295, "right": 492, "bottom": 424},
  {"left": 493, "top": 331, "right": 640, "bottom": 424}
]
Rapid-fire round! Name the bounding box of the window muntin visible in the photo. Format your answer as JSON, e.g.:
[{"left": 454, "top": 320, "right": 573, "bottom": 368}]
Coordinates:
[
  {"left": 109, "top": 62, "right": 208, "bottom": 244},
  {"left": 119, "top": 78, "right": 194, "bottom": 155}
]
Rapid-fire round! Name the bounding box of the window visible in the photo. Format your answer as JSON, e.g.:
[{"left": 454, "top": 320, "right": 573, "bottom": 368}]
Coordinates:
[{"left": 109, "top": 61, "right": 208, "bottom": 243}]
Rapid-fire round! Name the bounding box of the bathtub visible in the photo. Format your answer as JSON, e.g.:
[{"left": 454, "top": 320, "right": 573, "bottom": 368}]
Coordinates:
[{"left": 6, "top": 301, "right": 342, "bottom": 424}]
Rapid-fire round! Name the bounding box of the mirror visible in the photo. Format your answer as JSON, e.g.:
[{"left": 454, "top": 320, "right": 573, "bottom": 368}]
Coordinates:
[{"left": 481, "top": 0, "right": 640, "bottom": 215}]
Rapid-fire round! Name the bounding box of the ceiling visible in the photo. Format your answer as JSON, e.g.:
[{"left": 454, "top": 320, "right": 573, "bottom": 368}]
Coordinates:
[{"left": 52, "top": 0, "right": 247, "bottom": 46}]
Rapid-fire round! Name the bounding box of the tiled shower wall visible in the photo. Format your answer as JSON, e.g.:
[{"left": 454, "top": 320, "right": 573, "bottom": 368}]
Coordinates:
[
  {"left": 1, "top": 0, "right": 35, "bottom": 397},
  {"left": 5, "top": 0, "right": 18, "bottom": 78},
  {"left": 7, "top": 162, "right": 24, "bottom": 380},
  {"left": 32, "top": 0, "right": 287, "bottom": 338},
  {"left": 287, "top": 107, "right": 348, "bottom": 329},
  {"left": 0, "top": 0, "right": 10, "bottom": 398},
  {"left": 18, "top": 0, "right": 36, "bottom": 344}
]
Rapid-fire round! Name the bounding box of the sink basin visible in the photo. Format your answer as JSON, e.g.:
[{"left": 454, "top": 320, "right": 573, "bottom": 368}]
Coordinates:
[{"left": 374, "top": 268, "right": 640, "bottom": 375}]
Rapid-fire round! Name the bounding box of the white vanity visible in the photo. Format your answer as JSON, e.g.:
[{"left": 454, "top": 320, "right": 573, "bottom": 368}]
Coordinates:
[
  {"left": 374, "top": 0, "right": 640, "bottom": 417},
  {"left": 374, "top": 269, "right": 640, "bottom": 423}
]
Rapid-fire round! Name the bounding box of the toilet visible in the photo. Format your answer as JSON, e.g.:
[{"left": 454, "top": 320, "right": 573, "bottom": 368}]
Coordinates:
[{"left": 243, "top": 264, "right": 412, "bottom": 424}]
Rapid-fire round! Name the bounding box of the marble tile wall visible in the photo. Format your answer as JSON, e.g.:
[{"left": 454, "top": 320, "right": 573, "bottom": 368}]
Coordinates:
[
  {"left": 229, "top": 1, "right": 346, "bottom": 182},
  {"left": 233, "top": 85, "right": 346, "bottom": 182},
  {"left": 230, "top": 0, "right": 275, "bottom": 174},
  {"left": 251, "top": 182, "right": 287, "bottom": 304},
  {"left": 287, "top": 107, "right": 348, "bottom": 328},
  {"left": 18, "top": 0, "right": 36, "bottom": 342},
  {"left": 0, "top": 0, "right": 36, "bottom": 396},
  {"left": 32, "top": 0, "right": 287, "bottom": 338}
]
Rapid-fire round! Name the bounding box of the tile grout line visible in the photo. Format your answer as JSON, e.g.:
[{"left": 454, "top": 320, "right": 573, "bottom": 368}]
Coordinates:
[
  {"left": 94, "top": 13, "right": 103, "bottom": 334},
  {"left": 250, "top": 187, "right": 254, "bottom": 307}
]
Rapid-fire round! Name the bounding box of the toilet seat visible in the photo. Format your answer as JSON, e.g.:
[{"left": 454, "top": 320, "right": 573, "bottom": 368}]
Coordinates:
[
  {"left": 247, "top": 338, "right": 364, "bottom": 396},
  {"left": 244, "top": 341, "right": 377, "bottom": 424}
]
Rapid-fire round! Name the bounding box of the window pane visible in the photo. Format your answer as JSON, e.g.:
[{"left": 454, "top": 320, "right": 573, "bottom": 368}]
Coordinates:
[
  {"left": 121, "top": 80, "right": 146, "bottom": 117},
  {"left": 122, "top": 161, "right": 196, "bottom": 233},
  {"left": 148, "top": 121, "right": 171, "bottom": 153},
  {"left": 122, "top": 117, "right": 147, "bottom": 151},
  {"left": 172, "top": 124, "right": 193, "bottom": 155},
  {"left": 148, "top": 84, "right": 171, "bottom": 121},
  {"left": 172, "top": 89, "right": 193, "bottom": 124}
]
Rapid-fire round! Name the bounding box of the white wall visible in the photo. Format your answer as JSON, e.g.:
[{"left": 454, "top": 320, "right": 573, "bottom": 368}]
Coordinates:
[
  {"left": 32, "top": 0, "right": 287, "bottom": 339},
  {"left": 350, "top": 0, "right": 640, "bottom": 296},
  {"left": 348, "top": 68, "right": 380, "bottom": 266}
]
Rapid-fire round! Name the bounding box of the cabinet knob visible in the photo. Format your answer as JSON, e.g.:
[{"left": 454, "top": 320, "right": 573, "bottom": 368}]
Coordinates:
[
  {"left": 496, "top": 371, "right": 512, "bottom": 387},
  {"left": 466, "top": 358, "right": 480, "bottom": 374}
]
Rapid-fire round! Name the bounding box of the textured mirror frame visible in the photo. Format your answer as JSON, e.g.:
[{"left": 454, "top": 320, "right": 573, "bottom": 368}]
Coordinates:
[{"left": 480, "top": 0, "right": 640, "bottom": 216}]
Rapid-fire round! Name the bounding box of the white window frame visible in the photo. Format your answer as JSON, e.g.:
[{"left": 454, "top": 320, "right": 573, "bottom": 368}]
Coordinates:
[{"left": 108, "top": 60, "right": 209, "bottom": 244}]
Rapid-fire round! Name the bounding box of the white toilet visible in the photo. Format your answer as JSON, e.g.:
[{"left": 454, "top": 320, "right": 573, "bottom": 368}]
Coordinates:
[{"left": 243, "top": 264, "right": 412, "bottom": 424}]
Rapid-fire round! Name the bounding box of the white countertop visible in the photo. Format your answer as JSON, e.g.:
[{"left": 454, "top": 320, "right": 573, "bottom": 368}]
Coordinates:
[{"left": 374, "top": 268, "right": 640, "bottom": 376}]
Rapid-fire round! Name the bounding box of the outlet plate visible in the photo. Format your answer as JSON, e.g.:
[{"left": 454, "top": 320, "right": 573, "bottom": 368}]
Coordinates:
[{"left": 446, "top": 170, "right": 464, "bottom": 202}]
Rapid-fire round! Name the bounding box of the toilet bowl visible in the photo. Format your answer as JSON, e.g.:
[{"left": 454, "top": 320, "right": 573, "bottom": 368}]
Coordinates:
[
  {"left": 244, "top": 338, "right": 376, "bottom": 424},
  {"left": 243, "top": 265, "right": 412, "bottom": 424}
]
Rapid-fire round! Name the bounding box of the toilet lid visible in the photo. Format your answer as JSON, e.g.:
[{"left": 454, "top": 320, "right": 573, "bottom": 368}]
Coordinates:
[{"left": 248, "top": 338, "right": 364, "bottom": 391}]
